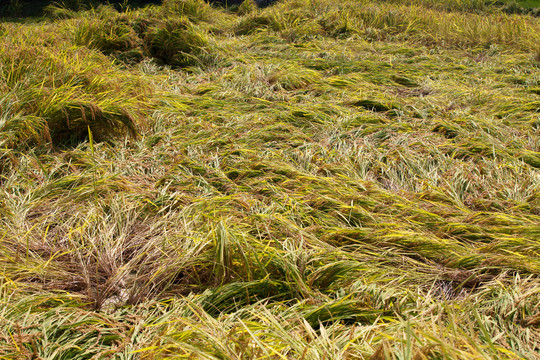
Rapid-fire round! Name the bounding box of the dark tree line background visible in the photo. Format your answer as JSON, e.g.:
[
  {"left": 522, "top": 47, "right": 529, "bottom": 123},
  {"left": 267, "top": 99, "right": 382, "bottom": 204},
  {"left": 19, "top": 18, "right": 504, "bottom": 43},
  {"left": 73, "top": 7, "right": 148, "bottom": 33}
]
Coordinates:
[
  {"left": 0, "top": 0, "right": 276, "bottom": 18},
  {"left": 0, "top": 0, "right": 156, "bottom": 17}
]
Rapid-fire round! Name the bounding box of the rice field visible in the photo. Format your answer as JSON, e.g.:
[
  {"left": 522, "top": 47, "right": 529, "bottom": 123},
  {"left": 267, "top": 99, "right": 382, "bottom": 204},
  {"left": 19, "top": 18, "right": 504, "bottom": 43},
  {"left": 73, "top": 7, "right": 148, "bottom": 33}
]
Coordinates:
[{"left": 0, "top": 0, "right": 539, "bottom": 358}]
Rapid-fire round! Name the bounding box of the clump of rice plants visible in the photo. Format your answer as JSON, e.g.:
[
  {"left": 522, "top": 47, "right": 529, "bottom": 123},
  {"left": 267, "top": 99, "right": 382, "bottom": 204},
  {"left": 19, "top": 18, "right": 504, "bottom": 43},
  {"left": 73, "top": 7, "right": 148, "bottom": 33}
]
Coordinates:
[
  {"left": 162, "top": 0, "right": 216, "bottom": 22},
  {"left": 72, "top": 6, "right": 217, "bottom": 68},
  {"left": 73, "top": 13, "right": 144, "bottom": 59},
  {"left": 0, "top": 24, "right": 150, "bottom": 148},
  {"left": 237, "top": 0, "right": 259, "bottom": 15},
  {"left": 268, "top": 65, "right": 322, "bottom": 90},
  {"left": 145, "top": 17, "right": 213, "bottom": 68}
]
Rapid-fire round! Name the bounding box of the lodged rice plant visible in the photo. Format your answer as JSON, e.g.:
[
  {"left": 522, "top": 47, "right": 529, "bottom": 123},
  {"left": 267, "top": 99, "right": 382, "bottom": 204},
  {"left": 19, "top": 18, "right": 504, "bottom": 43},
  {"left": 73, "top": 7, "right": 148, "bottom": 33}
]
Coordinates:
[
  {"left": 145, "top": 16, "right": 213, "bottom": 68},
  {"left": 1, "top": 0, "right": 540, "bottom": 358},
  {"left": 0, "top": 23, "right": 150, "bottom": 148},
  {"left": 72, "top": 4, "right": 218, "bottom": 67}
]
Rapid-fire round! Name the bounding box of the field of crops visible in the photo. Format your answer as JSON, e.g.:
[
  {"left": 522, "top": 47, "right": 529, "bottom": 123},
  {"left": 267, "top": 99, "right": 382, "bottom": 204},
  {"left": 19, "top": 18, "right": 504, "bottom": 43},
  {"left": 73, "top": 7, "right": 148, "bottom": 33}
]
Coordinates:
[{"left": 0, "top": 0, "right": 539, "bottom": 358}]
